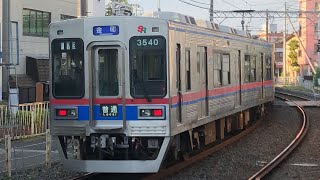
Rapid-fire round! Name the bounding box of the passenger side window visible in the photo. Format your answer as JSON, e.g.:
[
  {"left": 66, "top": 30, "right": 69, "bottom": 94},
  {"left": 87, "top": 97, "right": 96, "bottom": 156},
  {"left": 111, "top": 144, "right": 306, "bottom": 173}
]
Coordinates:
[
  {"left": 250, "top": 56, "right": 256, "bottom": 82},
  {"left": 186, "top": 49, "right": 191, "bottom": 91},
  {"left": 213, "top": 52, "right": 222, "bottom": 86},
  {"left": 222, "top": 54, "right": 231, "bottom": 85},
  {"left": 244, "top": 55, "right": 250, "bottom": 83},
  {"left": 265, "top": 55, "right": 272, "bottom": 80}
]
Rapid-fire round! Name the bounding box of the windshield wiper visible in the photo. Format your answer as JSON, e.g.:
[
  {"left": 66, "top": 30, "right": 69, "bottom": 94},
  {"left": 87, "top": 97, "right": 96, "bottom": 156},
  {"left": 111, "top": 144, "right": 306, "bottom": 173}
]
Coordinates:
[{"left": 133, "top": 71, "right": 152, "bottom": 102}]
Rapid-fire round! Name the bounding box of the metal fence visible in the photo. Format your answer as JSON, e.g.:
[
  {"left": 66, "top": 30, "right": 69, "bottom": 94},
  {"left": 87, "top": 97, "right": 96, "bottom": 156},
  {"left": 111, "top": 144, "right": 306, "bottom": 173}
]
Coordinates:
[
  {"left": 0, "top": 102, "right": 49, "bottom": 139},
  {"left": 0, "top": 130, "right": 59, "bottom": 178},
  {"left": 276, "top": 77, "right": 314, "bottom": 90}
]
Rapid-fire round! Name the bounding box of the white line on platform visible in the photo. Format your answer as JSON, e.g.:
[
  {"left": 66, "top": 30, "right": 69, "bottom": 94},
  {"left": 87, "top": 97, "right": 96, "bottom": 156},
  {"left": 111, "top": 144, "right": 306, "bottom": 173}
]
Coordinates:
[{"left": 290, "top": 163, "right": 319, "bottom": 167}]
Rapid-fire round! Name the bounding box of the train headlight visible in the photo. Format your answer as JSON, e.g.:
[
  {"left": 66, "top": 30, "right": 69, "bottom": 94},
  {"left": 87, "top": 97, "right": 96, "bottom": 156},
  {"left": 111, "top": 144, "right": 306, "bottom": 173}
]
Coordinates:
[
  {"left": 140, "top": 109, "right": 152, "bottom": 117},
  {"left": 138, "top": 107, "right": 165, "bottom": 119}
]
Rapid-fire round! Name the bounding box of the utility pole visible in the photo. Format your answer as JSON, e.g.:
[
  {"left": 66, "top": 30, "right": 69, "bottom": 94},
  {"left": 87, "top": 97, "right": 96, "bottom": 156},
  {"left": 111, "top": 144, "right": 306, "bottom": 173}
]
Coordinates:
[
  {"left": 82, "top": 0, "right": 87, "bottom": 16},
  {"left": 210, "top": 0, "right": 214, "bottom": 22},
  {"left": 77, "top": 0, "right": 81, "bottom": 17},
  {"left": 266, "top": 9, "right": 269, "bottom": 42},
  {"left": 283, "top": 2, "right": 287, "bottom": 79},
  {"left": 2, "top": 0, "right": 10, "bottom": 99},
  {"left": 77, "top": 0, "right": 87, "bottom": 16},
  {"left": 158, "top": 0, "right": 161, "bottom": 12}
]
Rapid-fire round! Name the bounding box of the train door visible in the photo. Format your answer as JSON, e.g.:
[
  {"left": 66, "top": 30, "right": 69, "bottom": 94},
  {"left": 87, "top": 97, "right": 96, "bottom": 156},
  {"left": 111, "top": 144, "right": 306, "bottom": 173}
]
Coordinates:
[
  {"left": 176, "top": 44, "right": 182, "bottom": 123},
  {"left": 237, "top": 50, "right": 242, "bottom": 106},
  {"left": 90, "top": 46, "right": 125, "bottom": 129},
  {"left": 261, "top": 53, "right": 264, "bottom": 100},
  {"left": 199, "top": 47, "right": 208, "bottom": 118}
]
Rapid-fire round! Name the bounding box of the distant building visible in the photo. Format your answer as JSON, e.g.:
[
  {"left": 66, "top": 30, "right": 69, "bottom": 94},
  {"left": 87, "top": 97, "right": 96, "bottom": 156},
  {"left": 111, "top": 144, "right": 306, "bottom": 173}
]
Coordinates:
[
  {"left": 298, "top": 0, "right": 320, "bottom": 76},
  {"left": 273, "top": 34, "right": 298, "bottom": 77},
  {"left": 273, "top": 40, "right": 283, "bottom": 77},
  {"left": 0, "top": 0, "right": 77, "bottom": 102},
  {"left": 258, "top": 24, "right": 284, "bottom": 43}
]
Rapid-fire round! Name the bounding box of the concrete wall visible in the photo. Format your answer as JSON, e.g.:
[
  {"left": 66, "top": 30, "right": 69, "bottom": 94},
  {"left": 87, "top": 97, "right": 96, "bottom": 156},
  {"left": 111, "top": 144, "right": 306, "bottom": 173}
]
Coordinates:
[{"left": 3, "top": 0, "right": 77, "bottom": 74}]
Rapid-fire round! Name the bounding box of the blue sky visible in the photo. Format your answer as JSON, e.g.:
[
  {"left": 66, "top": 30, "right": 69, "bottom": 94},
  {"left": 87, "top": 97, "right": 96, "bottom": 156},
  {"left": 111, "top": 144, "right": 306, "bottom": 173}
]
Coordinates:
[{"left": 125, "top": 0, "right": 301, "bottom": 34}]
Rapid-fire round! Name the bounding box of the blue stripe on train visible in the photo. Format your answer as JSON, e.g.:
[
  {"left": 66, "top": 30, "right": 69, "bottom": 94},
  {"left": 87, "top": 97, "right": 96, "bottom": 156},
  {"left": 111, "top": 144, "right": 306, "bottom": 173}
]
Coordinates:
[
  {"left": 74, "top": 86, "right": 274, "bottom": 121},
  {"left": 77, "top": 106, "right": 138, "bottom": 121},
  {"left": 171, "top": 86, "right": 272, "bottom": 108}
]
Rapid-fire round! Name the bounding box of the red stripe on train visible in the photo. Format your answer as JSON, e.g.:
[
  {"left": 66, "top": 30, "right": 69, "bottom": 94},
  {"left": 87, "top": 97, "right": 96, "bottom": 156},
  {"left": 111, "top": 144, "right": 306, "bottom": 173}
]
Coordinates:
[{"left": 51, "top": 98, "right": 169, "bottom": 105}]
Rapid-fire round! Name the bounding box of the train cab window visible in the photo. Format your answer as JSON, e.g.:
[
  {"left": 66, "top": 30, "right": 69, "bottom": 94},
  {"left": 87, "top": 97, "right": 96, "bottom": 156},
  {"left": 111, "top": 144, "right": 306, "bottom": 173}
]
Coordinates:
[
  {"left": 129, "top": 36, "right": 167, "bottom": 98},
  {"left": 98, "top": 49, "right": 119, "bottom": 96},
  {"left": 51, "top": 38, "right": 84, "bottom": 98},
  {"left": 213, "top": 52, "right": 222, "bottom": 86},
  {"left": 250, "top": 56, "right": 257, "bottom": 82}
]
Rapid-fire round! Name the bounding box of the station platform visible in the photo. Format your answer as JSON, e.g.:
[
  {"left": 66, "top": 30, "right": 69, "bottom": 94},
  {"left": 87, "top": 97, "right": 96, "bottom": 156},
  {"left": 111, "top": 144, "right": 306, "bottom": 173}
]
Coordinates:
[{"left": 286, "top": 101, "right": 320, "bottom": 107}]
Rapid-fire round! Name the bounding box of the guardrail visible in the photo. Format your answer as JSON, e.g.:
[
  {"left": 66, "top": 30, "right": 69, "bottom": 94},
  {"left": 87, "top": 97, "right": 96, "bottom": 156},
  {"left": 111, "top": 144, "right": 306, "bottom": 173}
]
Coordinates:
[{"left": 0, "top": 102, "right": 49, "bottom": 139}]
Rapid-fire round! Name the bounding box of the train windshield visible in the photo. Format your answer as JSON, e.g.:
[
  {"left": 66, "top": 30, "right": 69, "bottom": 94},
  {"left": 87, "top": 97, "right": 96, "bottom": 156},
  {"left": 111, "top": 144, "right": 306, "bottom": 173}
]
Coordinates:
[
  {"left": 51, "top": 38, "right": 84, "bottom": 98},
  {"left": 129, "top": 36, "right": 167, "bottom": 98}
]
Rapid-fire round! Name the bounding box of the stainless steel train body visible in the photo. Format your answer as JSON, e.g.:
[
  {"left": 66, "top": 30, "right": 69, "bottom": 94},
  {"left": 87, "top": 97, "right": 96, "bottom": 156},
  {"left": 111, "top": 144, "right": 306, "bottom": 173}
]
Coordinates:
[{"left": 49, "top": 12, "right": 274, "bottom": 173}]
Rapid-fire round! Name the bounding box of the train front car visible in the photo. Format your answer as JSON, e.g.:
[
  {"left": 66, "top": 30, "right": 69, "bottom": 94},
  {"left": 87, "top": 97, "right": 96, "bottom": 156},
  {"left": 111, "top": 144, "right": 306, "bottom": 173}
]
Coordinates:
[{"left": 49, "top": 17, "right": 170, "bottom": 173}]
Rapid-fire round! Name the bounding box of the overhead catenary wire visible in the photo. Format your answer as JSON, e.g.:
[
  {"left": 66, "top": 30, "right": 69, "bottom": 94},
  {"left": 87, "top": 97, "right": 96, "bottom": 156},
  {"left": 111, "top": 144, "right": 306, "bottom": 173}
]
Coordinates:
[
  {"left": 188, "top": 0, "right": 210, "bottom": 6},
  {"left": 177, "top": 0, "right": 209, "bottom": 10}
]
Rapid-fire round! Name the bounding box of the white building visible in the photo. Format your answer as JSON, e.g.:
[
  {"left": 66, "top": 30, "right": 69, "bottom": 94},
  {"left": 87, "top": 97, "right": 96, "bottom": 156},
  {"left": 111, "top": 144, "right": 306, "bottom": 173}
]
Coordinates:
[{"left": 0, "top": 0, "right": 77, "bottom": 102}]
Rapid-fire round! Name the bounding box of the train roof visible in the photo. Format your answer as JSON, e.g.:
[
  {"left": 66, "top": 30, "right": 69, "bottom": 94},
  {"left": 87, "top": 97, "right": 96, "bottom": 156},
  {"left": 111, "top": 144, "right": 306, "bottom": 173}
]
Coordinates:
[{"left": 142, "top": 11, "right": 254, "bottom": 39}]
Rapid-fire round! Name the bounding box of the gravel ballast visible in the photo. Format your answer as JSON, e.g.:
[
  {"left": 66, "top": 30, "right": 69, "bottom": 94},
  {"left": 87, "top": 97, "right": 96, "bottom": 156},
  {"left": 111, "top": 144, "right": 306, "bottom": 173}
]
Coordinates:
[
  {"left": 169, "top": 100, "right": 302, "bottom": 180},
  {"left": 266, "top": 107, "right": 320, "bottom": 179}
]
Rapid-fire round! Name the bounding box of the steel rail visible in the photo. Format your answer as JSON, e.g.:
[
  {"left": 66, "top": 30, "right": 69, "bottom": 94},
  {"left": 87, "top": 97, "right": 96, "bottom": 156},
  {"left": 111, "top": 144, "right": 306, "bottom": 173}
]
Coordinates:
[
  {"left": 70, "top": 173, "right": 96, "bottom": 180},
  {"left": 275, "top": 91, "right": 310, "bottom": 101},
  {"left": 248, "top": 95, "right": 309, "bottom": 180}
]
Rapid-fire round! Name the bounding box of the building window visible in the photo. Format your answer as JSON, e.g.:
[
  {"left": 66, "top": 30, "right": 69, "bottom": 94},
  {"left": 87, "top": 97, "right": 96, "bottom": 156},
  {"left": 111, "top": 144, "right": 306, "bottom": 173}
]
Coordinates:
[
  {"left": 279, "top": 52, "right": 283, "bottom": 58},
  {"left": 23, "top": 9, "right": 51, "bottom": 37},
  {"left": 61, "top": 14, "right": 76, "bottom": 20},
  {"left": 298, "top": 50, "right": 302, "bottom": 57},
  {"left": 315, "top": 44, "right": 319, "bottom": 54},
  {"left": 299, "top": 24, "right": 302, "bottom": 37},
  {"left": 315, "top": 23, "right": 318, "bottom": 33}
]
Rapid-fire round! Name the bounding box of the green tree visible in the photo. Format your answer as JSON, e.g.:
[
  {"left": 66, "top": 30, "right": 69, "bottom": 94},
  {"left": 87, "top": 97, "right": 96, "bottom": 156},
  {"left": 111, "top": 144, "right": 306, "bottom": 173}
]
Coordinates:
[
  {"left": 314, "top": 68, "right": 320, "bottom": 86},
  {"left": 288, "top": 39, "right": 300, "bottom": 71},
  {"left": 106, "top": 0, "right": 129, "bottom": 16}
]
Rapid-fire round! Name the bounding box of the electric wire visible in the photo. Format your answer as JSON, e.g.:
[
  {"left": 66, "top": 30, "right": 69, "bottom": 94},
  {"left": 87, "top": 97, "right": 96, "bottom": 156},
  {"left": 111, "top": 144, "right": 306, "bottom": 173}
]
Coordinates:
[{"left": 177, "top": 0, "right": 210, "bottom": 10}]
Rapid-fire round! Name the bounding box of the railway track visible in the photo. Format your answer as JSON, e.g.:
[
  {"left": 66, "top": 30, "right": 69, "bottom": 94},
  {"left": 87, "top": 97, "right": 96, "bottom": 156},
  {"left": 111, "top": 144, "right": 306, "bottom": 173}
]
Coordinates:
[
  {"left": 275, "top": 91, "right": 310, "bottom": 101},
  {"left": 248, "top": 93, "right": 309, "bottom": 180}
]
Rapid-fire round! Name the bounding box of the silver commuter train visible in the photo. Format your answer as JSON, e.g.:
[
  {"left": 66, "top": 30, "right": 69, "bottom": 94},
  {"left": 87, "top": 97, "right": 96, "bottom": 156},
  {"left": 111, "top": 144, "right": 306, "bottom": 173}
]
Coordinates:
[{"left": 49, "top": 11, "right": 274, "bottom": 173}]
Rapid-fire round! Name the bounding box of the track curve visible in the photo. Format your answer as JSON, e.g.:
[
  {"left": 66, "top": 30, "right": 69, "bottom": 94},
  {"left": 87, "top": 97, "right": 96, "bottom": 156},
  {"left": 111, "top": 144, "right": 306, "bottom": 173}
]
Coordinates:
[{"left": 248, "top": 94, "right": 309, "bottom": 180}]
